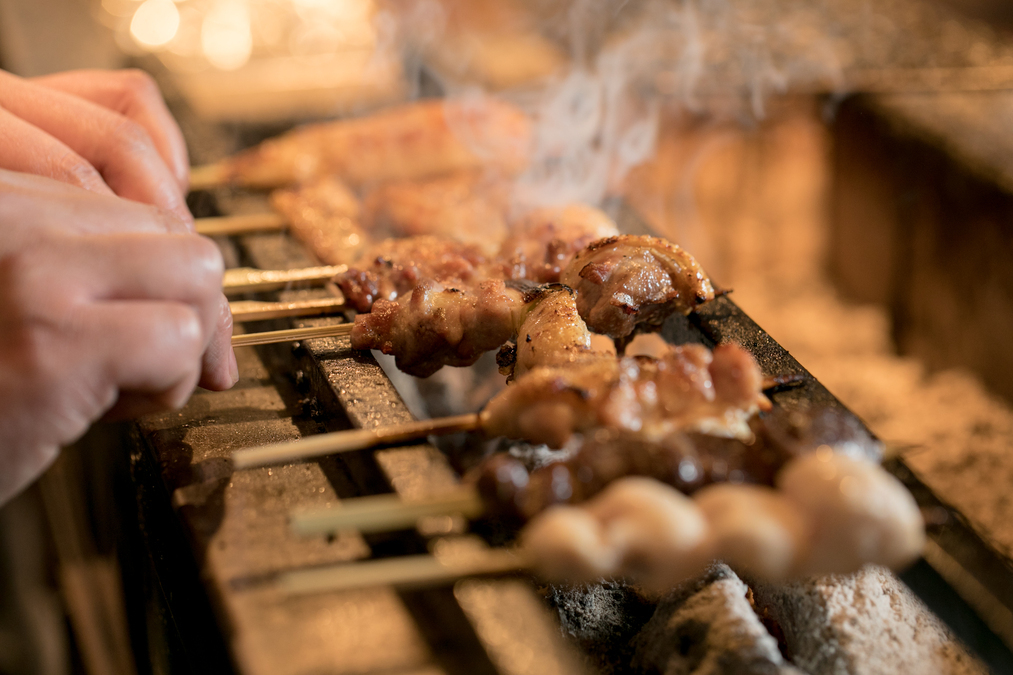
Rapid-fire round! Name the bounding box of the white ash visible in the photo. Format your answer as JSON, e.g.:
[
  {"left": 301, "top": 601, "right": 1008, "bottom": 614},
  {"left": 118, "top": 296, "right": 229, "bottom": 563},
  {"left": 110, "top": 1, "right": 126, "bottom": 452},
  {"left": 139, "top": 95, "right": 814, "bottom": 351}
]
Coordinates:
[
  {"left": 751, "top": 566, "right": 987, "bottom": 675},
  {"left": 631, "top": 564, "right": 805, "bottom": 675}
]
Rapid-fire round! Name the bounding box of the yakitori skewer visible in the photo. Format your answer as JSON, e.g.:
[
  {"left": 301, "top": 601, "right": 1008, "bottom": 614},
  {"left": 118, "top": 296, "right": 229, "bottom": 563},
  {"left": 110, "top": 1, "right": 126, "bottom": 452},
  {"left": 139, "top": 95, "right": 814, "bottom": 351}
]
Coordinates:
[
  {"left": 279, "top": 547, "right": 526, "bottom": 595},
  {"left": 282, "top": 457, "right": 925, "bottom": 594},
  {"left": 232, "top": 344, "right": 772, "bottom": 469},
  {"left": 229, "top": 298, "right": 346, "bottom": 322},
  {"left": 187, "top": 97, "right": 532, "bottom": 192},
  {"left": 223, "top": 265, "right": 346, "bottom": 295},
  {"left": 231, "top": 323, "right": 353, "bottom": 348},
  {"left": 290, "top": 491, "right": 484, "bottom": 537},
  {"left": 288, "top": 404, "right": 875, "bottom": 538},
  {"left": 231, "top": 413, "right": 482, "bottom": 470},
  {"left": 188, "top": 163, "right": 230, "bottom": 192},
  {"left": 195, "top": 212, "right": 287, "bottom": 237}
]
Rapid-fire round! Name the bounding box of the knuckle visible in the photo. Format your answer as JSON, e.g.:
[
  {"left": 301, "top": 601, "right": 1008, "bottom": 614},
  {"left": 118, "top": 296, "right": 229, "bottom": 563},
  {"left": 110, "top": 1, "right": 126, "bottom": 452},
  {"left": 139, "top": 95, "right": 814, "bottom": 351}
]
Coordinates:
[
  {"left": 151, "top": 206, "right": 190, "bottom": 234},
  {"left": 166, "top": 304, "right": 205, "bottom": 353},
  {"left": 117, "top": 69, "right": 160, "bottom": 100},
  {"left": 110, "top": 118, "right": 155, "bottom": 156},
  {"left": 0, "top": 247, "right": 47, "bottom": 307},
  {"left": 54, "top": 153, "right": 105, "bottom": 191},
  {"left": 185, "top": 236, "right": 225, "bottom": 285}
]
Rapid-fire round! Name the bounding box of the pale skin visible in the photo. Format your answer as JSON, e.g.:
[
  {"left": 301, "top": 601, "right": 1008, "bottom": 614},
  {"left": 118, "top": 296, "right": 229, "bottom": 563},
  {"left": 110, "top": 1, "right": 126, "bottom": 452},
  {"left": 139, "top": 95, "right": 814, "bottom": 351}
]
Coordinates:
[{"left": 0, "top": 69, "right": 236, "bottom": 505}]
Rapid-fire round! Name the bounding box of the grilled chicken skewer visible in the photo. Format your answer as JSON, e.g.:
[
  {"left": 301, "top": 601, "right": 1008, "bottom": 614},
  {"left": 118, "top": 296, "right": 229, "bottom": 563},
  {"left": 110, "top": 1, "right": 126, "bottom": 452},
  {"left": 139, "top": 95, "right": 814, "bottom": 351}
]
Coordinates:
[
  {"left": 290, "top": 404, "right": 870, "bottom": 534},
  {"left": 231, "top": 342, "right": 768, "bottom": 468},
  {"left": 189, "top": 98, "right": 532, "bottom": 190},
  {"left": 285, "top": 454, "right": 923, "bottom": 593},
  {"left": 349, "top": 233, "right": 714, "bottom": 376}
]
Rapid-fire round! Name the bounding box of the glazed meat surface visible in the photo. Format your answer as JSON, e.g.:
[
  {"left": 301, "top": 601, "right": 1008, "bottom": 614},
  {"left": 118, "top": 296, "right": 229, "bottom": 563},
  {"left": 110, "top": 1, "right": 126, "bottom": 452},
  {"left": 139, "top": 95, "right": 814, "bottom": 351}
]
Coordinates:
[
  {"left": 499, "top": 204, "right": 620, "bottom": 283},
  {"left": 496, "top": 284, "right": 613, "bottom": 381},
  {"left": 334, "top": 236, "right": 491, "bottom": 312},
  {"left": 350, "top": 279, "right": 526, "bottom": 378},
  {"left": 560, "top": 235, "right": 715, "bottom": 338},
  {"left": 223, "top": 98, "right": 532, "bottom": 188},
  {"left": 481, "top": 343, "right": 768, "bottom": 448},
  {"left": 269, "top": 176, "right": 366, "bottom": 265}
]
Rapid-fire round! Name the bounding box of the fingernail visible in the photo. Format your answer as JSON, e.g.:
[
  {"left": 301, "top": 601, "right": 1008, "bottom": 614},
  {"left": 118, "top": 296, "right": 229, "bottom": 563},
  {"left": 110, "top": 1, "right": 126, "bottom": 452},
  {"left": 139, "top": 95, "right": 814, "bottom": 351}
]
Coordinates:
[{"left": 228, "top": 348, "right": 239, "bottom": 385}]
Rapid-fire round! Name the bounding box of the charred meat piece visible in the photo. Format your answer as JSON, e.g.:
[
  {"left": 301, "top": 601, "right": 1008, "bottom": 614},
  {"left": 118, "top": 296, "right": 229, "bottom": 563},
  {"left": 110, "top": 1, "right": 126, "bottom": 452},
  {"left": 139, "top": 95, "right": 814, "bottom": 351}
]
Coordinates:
[
  {"left": 269, "top": 176, "right": 366, "bottom": 265},
  {"left": 560, "top": 235, "right": 715, "bottom": 338},
  {"left": 335, "top": 236, "right": 491, "bottom": 312},
  {"left": 499, "top": 284, "right": 607, "bottom": 381},
  {"left": 222, "top": 98, "right": 532, "bottom": 189},
  {"left": 350, "top": 279, "right": 526, "bottom": 378},
  {"left": 482, "top": 343, "right": 768, "bottom": 449},
  {"left": 499, "top": 204, "right": 620, "bottom": 283}
]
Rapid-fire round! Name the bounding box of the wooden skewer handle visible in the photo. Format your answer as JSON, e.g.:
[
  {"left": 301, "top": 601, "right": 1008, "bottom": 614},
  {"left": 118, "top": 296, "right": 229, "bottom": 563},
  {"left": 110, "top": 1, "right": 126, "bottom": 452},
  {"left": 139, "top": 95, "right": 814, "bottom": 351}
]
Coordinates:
[
  {"left": 196, "top": 212, "right": 286, "bottom": 236},
  {"left": 232, "top": 413, "right": 483, "bottom": 470},
  {"left": 224, "top": 265, "right": 347, "bottom": 294},
  {"left": 291, "top": 491, "right": 485, "bottom": 536},
  {"left": 278, "top": 548, "right": 526, "bottom": 594},
  {"left": 230, "top": 298, "right": 346, "bottom": 322},
  {"left": 231, "top": 323, "right": 353, "bottom": 348},
  {"left": 188, "top": 163, "right": 229, "bottom": 192}
]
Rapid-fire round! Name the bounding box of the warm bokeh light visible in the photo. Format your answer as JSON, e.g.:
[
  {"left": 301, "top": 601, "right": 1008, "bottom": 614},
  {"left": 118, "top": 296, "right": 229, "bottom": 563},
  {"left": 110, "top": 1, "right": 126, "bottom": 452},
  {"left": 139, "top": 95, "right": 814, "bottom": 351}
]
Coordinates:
[
  {"left": 201, "top": 0, "right": 254, "bottom": 70},
  {"left": 130, "top": 0, "right": 180, "bottom": 47}
]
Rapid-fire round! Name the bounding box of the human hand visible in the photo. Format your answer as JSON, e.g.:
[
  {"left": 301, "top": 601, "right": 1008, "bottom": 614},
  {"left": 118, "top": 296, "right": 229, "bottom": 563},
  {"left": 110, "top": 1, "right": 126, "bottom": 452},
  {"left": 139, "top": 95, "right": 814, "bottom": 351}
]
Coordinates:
[
  {"left": 0, "top": 171, "right": 236, "bottom": 504},
  {"left": 0, "top": 68, "right": 191, "bottom": 223}
]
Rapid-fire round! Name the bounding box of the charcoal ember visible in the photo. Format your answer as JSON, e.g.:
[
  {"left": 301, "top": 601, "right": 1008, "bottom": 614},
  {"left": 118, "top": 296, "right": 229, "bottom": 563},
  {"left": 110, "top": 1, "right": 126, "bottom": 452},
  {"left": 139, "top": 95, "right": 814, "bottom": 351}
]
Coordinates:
[
  {"left": 631, "top": 565, "right": 805, "bottom": 675},
  {"left": 545, "top": 581, "right": 657, "bottom": 675}
]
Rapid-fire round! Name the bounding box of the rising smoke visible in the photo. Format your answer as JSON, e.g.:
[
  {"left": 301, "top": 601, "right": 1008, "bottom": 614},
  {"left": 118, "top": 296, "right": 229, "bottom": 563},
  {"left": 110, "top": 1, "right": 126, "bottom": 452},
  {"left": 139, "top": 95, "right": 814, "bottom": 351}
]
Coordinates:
[{"left": 380, "top": 0, "right": 847, "bottom": 208}]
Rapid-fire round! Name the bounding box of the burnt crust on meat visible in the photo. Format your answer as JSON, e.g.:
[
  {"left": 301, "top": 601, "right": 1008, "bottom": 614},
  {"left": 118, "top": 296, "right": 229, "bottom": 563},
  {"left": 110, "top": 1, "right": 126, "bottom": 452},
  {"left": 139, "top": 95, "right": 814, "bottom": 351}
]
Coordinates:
[{"left": 561, "top": 234, "right": 716, "bottom": 339}]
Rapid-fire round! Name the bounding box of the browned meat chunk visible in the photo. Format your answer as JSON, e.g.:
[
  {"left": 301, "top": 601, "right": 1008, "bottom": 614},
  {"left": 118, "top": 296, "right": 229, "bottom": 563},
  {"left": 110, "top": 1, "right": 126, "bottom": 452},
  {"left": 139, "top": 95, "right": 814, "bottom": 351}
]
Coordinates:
[
  {"left": 269, "top": 176, "right": 366, "bottom": 265},
  {"left": 334, "top": 236, "right": 490, "bottom": 312},
  {"left": 350, "top": 279, "right": 526, "bottom": 377},
  {"left": 498, "top": 284, "right": 607, "bottom": 381},
  {"left": 560, "top": 235, "right": 715, "bottom": 338},
  {"left": 481, "top": 343, "right": 767, "bottom": 448},
  {"left": 499, "top": 204, "right": 619, "bottom": 283}
]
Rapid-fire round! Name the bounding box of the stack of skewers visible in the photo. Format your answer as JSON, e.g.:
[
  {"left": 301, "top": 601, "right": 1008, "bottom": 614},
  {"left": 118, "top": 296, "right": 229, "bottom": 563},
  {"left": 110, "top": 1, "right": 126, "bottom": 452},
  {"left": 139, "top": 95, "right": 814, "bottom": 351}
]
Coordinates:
[{"left": 191, "top": 95, "right": 925, "bottom": 595}]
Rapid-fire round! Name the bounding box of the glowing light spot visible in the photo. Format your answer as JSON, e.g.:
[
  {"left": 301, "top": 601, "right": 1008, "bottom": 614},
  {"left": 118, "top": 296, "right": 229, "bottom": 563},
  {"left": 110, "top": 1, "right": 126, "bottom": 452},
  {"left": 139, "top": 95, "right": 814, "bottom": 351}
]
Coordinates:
[
  {"left": 201, "top": 0, "right": 253, "bottom": 71},
  {"left": 130, "top": 0, "right": 180, "bottom": 48}
]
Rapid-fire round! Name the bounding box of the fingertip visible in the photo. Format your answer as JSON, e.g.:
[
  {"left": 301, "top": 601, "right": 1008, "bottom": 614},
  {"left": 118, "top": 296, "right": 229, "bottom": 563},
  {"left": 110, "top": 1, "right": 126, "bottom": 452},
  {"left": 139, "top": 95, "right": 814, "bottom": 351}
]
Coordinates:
[
  {"left": 197, "top": 295, "right": 237, "bottom": 391},
  {"left": 197, "top": 349, "right": 238, "bottom": 391}
]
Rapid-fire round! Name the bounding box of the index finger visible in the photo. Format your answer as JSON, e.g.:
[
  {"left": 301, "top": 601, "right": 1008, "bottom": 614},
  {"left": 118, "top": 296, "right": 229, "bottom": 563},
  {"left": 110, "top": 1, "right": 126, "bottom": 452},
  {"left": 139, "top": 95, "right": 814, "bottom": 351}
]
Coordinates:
[
  {"left": 0, "top": 70, "right": 192, "bottom": 225},
  {"left": 33, "top": 69, "right": 190, "bottom": 193}
]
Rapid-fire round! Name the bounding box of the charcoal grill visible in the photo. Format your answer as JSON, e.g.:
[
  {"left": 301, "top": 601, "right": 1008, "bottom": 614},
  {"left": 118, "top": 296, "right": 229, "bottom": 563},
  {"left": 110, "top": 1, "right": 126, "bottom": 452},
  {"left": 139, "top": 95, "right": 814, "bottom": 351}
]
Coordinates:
[{"left": 116, "top": 181, "right": 1013, "bottom": 674}]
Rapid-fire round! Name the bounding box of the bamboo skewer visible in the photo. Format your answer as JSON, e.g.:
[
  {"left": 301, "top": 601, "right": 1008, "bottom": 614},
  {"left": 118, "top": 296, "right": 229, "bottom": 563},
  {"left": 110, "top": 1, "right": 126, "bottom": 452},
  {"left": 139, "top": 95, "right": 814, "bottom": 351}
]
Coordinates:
[
  {"left": 188, "top": 162, "right": 230, "bottom": 192},
  {"left": 278, "top": 548, "right": 527, "bottom": 594},
  {"left": 195, "top": 212, "right": 287, "bottom": 236},
  {"left": 231, "top": 322, "right": 354, "bottom": 348},
  {"left": 230, "top": 297, "right": 346, "bottom": 322},
  {"left": 231, "top": 412, "right": 483, "bottom": 470},
  {"left": 223, "top": 265, "right": 346, "bottom": 295},
  {"left": 291, "top": 491, "right": 485, "bottom": 536}
]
